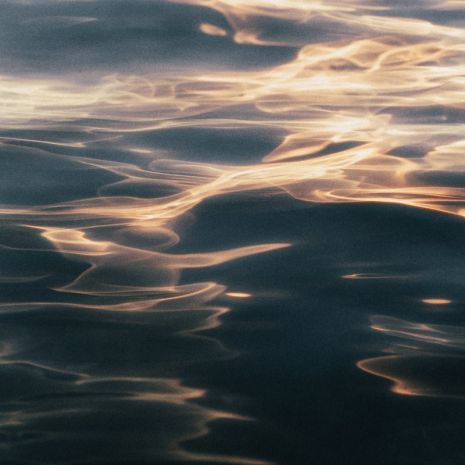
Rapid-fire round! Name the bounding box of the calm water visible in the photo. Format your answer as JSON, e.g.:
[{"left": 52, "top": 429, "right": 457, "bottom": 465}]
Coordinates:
[{"left": 1, "top": 1, "right": 465, "bottom": 464}]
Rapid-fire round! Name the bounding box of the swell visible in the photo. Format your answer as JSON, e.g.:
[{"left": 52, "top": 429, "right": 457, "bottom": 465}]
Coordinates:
[{"left": 0, "top": 0, "right": 464, "bottom": 462}]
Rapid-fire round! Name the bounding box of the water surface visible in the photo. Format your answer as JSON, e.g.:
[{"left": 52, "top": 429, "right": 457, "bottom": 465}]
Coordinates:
[{"left": 1, "top": 1, "right": 465, "bottom": 464}]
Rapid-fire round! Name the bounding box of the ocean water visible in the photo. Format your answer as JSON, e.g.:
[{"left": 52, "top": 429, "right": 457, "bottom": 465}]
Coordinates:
[{"left": 1, "top": 1, "right": 465, "bottom": 464}]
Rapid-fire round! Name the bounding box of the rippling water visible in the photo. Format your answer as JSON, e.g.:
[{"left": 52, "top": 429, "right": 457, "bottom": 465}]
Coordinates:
[{"left": 1, "top": 1, "right": 465, "bottom": 464}]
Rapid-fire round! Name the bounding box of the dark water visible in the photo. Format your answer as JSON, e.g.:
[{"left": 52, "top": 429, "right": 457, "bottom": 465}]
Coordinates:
[{"left": 1, "top": 1, "right": 465, "bottom": 464}]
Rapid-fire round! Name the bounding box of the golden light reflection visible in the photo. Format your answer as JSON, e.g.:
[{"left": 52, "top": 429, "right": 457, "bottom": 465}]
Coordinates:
[
  {"left": 358, "top": 354, "right": 465, "bottom": 398},
  {"left": 199, "top": 22, "right": 229, "bottom": 36},
  {"left": 342, "top": 273, "right": 395, "bottom": 280},
  {"left": 225, "top": 292, "right": 252, "bottom": 298},
  {"left": 1, "top": 0, "right": 464, "bottom": 460},
  {"left": 422, "top": 298, "right": 452, "bottom": 305},
  {"left": 357, "top": 355, "right": 432, "bottom": 397},
  {"left": 358, "top": 315, "right": 465, "bottom": 397}
]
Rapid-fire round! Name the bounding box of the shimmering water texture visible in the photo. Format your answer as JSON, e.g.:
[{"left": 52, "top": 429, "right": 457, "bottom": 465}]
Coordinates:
[{"left": 1, "top": 0, "right": 465, "bottom": 464}]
